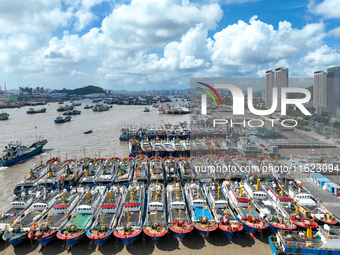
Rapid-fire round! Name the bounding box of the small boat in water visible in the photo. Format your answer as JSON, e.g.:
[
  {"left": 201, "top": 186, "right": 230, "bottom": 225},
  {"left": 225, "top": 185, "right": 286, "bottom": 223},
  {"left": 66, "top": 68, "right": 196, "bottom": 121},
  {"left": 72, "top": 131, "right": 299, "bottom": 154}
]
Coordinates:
[
  {"left": 86, "top": 186, "right": 124, "bottom": 249},
  {"left": 0, "top": 112, "right": 9, "bottom": 120},
  {"left": 54, "top": 116, "right": 72, "bottom": 123},
  {"left": 26, "top": 108, "right": 46, "bottom": 114},
  {"left": 167, "top": 183, "right": 193, "bottom": 240},
  {"left": 0, "top": 139, "right": 48, "bottom": 167},
  {"left": 185, "top": 182, "right": 218, "bottom": 238},
  {"left": 143, "top": 183, "right": 168, "bottom": 241},
  {"left": 144, "top": 107, "right": 150, "bottom": 112},
  {"left": 84, "top": 130, "right": 93, "bottom": 134},
  {"left": 114, "top": 183, "right": 145, "bottom": 246},
  {"left": 56, "top": 186, "right": 106, "bottom": 252}
]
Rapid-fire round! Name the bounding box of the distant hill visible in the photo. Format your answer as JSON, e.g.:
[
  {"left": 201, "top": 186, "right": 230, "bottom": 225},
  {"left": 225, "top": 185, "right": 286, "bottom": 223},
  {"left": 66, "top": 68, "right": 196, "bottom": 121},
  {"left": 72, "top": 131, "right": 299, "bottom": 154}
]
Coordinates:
[{"left": 58, "top": 85, "right": 106, "bottom": 95}]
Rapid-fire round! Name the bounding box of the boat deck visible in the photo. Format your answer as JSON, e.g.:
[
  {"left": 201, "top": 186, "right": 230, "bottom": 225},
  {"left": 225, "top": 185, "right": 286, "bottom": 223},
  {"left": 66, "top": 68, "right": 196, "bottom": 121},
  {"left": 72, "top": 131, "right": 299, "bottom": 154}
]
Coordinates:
[
  {"left": 119, "top": 211, "right": 141, "bottom": 227},
  {"left": 19, "top": 210, "right": 42, "bottom": 227},
  {"left": 68, "top": 213, "right": 92, "bottom": 230},
  {"left": 145, "top": 211, "right": 167, "bottom": 226},
  {"left": 193, "top": 207, "right": 213, "bottom": 221}
]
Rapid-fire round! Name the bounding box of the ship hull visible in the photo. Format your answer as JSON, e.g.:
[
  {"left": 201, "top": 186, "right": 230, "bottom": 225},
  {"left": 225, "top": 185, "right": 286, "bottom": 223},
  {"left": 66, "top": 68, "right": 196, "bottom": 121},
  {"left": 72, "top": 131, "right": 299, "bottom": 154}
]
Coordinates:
[
  {"left": 268, "top": 223, "right": 297, "bottom": 234},
  {"left": 56, "top": 231, "right": 86, "bottom": 249},
  {"left": 169, "top": 226, "right": 193, "bottom": 239},
  {"left": 28, "top": 230, "right": 57, "bottom": 247},
  {"left": 194, "top": 223, "right": 218, "bottom": 237},
  {"left": 0, "top": 143, "right": 46, "bottom": 167},
  {"left": 219, "top": 224, "right": 243, "bottom": 238},
  {"left": 86, "top": 230, "right": 112, "bottom": 247},
  {"left": 7, "top": 232, "right": 29, "bottom": 247},
  {"left": 143, "top": 229, "right": 168, "bottom": 241},
  {"left": 113, "top": 230, "right": 142, "bottom": 245}
]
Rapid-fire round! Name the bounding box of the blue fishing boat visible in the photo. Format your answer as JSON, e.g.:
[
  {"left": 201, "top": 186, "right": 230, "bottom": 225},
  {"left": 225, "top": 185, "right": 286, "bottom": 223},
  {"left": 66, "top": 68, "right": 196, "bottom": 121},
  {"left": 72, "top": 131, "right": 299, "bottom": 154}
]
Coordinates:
[
  {"left": 28, "top": 190, "right": 81, "bottom": 251},
  {"left": 26, "top": 108, "right": 46, "bottom": 114},
  {"left": 114, "top": 183, "right": 145, "bottom": 246},
  {"left": 185, "top": 183, "right": 218, "bottom": 238},
  {"left": 0, "top": 139, "right": 48, "bottom": 167},
  {"left": 86, "top": 186, "right": 123, "bottom": 249},
  {"left": 56, "top": 186, "right": 105, "bottom": 252},
  {"left": 269, "top": 225, "right": 340, "bottom": 255},
  {"left": 54, "top": 116, "right": 72, "bottom": 123}
]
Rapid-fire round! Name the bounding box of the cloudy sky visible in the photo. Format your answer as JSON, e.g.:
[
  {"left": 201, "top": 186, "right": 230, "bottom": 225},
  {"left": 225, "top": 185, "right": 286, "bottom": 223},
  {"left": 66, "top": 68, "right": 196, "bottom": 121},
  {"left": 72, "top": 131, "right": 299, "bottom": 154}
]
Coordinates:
[{"left": 0, "top": 0, "right": 339, "bottom": 90}]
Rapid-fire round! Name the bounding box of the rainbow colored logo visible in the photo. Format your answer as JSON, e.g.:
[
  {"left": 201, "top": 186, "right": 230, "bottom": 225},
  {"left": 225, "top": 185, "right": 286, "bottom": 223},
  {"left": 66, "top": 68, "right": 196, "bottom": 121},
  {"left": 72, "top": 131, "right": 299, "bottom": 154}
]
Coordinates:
[{"left": 197, "top": 82, "right": 223, "bottom": 106}]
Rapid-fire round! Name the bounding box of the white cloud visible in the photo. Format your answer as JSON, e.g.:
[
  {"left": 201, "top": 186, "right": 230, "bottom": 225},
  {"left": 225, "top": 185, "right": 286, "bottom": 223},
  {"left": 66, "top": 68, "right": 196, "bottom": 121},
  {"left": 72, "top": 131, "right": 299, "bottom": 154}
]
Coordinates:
[
  {"left": 310, "top": 0, "right": 340, "bottom": 19},
  {"left": 328, "top": 27, "right": 340, "bottom": 37},
  {"left": 211, "top": 16, "right": 325, "bottom": 68}
]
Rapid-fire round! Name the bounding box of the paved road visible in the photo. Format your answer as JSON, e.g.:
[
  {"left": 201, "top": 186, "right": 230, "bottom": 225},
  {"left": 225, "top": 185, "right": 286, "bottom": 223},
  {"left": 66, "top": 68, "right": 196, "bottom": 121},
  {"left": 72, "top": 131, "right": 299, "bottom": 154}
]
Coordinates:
[{"left": 281, "top": 159, "right": 340, "bottom": 219}]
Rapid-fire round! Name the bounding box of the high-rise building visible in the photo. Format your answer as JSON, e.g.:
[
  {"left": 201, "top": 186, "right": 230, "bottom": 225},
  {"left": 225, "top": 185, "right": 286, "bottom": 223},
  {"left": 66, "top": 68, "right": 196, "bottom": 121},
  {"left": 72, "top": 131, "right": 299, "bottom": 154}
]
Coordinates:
[
  {"left": 274, "top": 67, "right": 288, "bottom": 110},
  {"left": 265, "top": 70, "right": 274, "bottom": 108},
  {"left": 265, "top": 67, "right": 288, "bottom": 110},
  {"left": 313, "top": 71, "right": 327, "bottom": 108},
  {"left": 314, "top": 66, "right": 340, "bottom": 118},
  {"left": 327, "top": 66, "right": 340, "bottom": 117}
]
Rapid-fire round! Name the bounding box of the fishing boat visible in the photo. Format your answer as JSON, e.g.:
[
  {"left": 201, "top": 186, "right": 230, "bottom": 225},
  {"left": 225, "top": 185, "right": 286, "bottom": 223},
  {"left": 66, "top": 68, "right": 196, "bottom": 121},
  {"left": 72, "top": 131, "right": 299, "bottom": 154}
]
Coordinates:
[
  {"left": 204, "top": 183, "right": 243, "bottom": 238},
  {"left": 266, "top": 181, "right": 318, "bottom": 231},
  {"left": 149, "top": 156, "right": 165, "bottom": 182},
  {"left": 140, "top": 138, "right": 152, "bottom": 157},
  {"left": 133, "top": 155, "right": 149, "bottom": 183},
  {"left": 56, "top": 186, "right": 106, "bottom": 252},
  {"left": 86, "top": 186, "right": 123, "bottom": 249},
  {"left": 0, "top": 191, "right": 34, "bottom": 237},
  {"left": 78, "top": 158, "right": 104, "bottom": 187},
  {"left": 162, "top": 138, "right": 175, "bottom": 157},
  {"left": 57, "top": 105, "right": 74, "bottom": 112},
  {"left": 185, "top": 183, "right": 218, "bottom": 238},
  {"left": 114, "top": 183, "right": 145, "bottom": 246},
  {"left": 150, "top": 137, "right": 166, "bottom": 157},
  {"left": 0, "top": 139, "right": 48, "bottom": 167},
  {"left": 143, "top": 183, "right": 168, "bottom": 241},
  {"left": 63, "top": 110, "right": 81, "bottom": 116},
  {"left": 269, "top": 225, "right": 340, "bottom": 255},
  {"left": 37, "top": 160, "right": 66, "bottom": 189},
  {"left": 244, "top": 179, "right": 296, "bottom": 234},
  {"left": 164, "top": 157, "right": 180, "bottom": 183},
  {"left": 288, "top": 180, "right": 337, "bottom": 225},
  {"left": 26, "top": 108, "right": 46, "bottom": 114},
  {"left": 54, "top": 116, "right": 72, "bottom": 123},
  {"left": 116, "top": 157, "right": 134, "bottom": 183},
  {"left": 171, "top": 137, "right": 184, "bottom": 157},
  {"left": 84, "top": 105, "right": 93, "bottom": 109},
  {"left": 224, "top": 181, "right": 267, "bottom": 239},
  {"left": 0, "top": 112, "right": 9, "bottom": 120},
  {"left": 3, "top": 188, "right": 59, "bottom": 247},
  {"left": 59, "top": 159, "right": 85, "bottom": 188},
  {"left": 167, "top": 183, "right": 193, "bottom": 240},
  {"left": 28, "top": 189, "right": 81, "bottom": 251},
  {"left": 14, "top": 160, "right": 53, "bottom": 194},
  {"left": 178, "top": 157, "right": 196, "bottom": 181},
  {"left": 96, "top": 159, "right": 118, "bottom": 186},
  {"left": 144, "top": 107, "right": 150, "bottom": 112}
]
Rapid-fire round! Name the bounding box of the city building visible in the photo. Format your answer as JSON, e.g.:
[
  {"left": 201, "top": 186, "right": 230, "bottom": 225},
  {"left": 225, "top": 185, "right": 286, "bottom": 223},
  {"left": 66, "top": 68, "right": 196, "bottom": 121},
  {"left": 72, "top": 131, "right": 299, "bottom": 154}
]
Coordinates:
[
  {"left": 314, "top": 66, "right": 340, "bottom": 118},
  {"left": 265, "top": 67, "right": 288, "bottom": 110}
]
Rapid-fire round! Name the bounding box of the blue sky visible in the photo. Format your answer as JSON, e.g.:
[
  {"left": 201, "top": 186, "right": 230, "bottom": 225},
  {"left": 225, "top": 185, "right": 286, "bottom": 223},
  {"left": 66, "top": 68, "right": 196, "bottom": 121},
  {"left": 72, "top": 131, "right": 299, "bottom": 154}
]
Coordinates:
[{"left": 0, "top": 0, "right": 339, "bottom": 90}]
